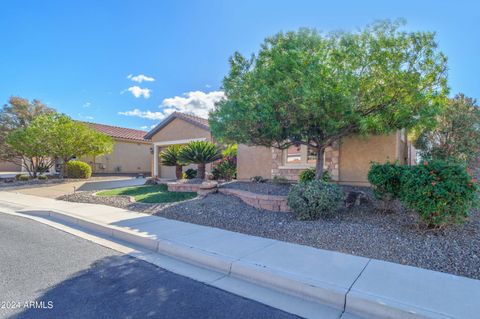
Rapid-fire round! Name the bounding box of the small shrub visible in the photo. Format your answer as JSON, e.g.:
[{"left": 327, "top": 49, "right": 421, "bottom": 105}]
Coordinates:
[
  {"left": 17, "top": 175, "right": 29, "bottom": 181},
  {"left": 367, "top": 161, "right": 405, "bottom": 212},
  {"left": 184, "top": 168, "right": 197, "bottom": 179},
  {"left": 251, "top": 176, "right": 266, "bottom": 183},
  {"left": 15, "top": 174, "right": 24, "bottom": 180},
  {"left": 211, "top": 157, "right": 237, "bottom": 181},
  {"left": 222, "top": 144, "right": 238, "bottom": 158},
  {"left": 400, "top": 160, "right": 478, "bottom": 227},
  {"left": 271, "top": 175, "right": 289, "bottom": 184},
  {"left": 38, "top": 175, "right": 48, "bottom": 180},
  {"left": 287, "top": 180, "right": 344, "bottom": 220},
  {"left": 299, "top": 168, "right": 316, "bottom": 183},
  {"left": 66, "top": 161, "right": 92, "bottom": 179},
  {"left": 299, "top": 168, "right": 331, "bottom": 183}
]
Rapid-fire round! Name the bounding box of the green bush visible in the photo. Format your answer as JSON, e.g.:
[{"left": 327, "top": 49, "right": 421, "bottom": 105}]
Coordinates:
[
  {"left": 299, "top": 168, "right": 331, "bottom": 183},
  {"left": 66, "top": 161, "right": 92, "bottom": 179},
  {"left": 17, "top": 175, "right": 29, "bottom": 181},
  {"left": 367, "top": 161, "right": 405, "bottom": 212},
  {"left": 222, "top": 144, "right": 238, "bottom": 158},
  {"left": 400, "top": 160, "right": 478, "bottom": 227},
  {"left": 212, "top": 158, "right": 237, "bottom": 181},
  {"left": 38, "top": 175, "right": 48, "bottom": 180},
  {"left": 183, "top": 168, "right": 197, "bottom": 179},
  {"left": 287, "top": 180, "right": 344, "bottom": 220}
]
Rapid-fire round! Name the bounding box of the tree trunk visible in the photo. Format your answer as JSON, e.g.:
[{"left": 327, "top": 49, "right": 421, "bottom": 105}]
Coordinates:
[
  {"left": 175, "top": 165, "right": 183, "bottom": 179},
  {"left": 315, "top": 147, "right": 325, "bottom": 180},
  {"left": 61, "top": 157, "right": 69, "bottom": 178},
  {"left": 197, "top": 163, "right": 206, "bottom": 180}
]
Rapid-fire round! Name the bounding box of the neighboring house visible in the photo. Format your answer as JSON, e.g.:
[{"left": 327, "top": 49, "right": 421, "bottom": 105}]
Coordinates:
[
  {"left": 80, "top": 123, "right": 151, "bottom": 175},
  {"left": 0, "top": 158, "right": 23, "bottom": 172},
  {"left": 145, "top": 112, "right": 417, "bottom": 185}
]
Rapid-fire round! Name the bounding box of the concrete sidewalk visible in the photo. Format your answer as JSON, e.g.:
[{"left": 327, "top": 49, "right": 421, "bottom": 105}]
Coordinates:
[{"left": 0, "top": 191, "right": 479, "bottom": 319}]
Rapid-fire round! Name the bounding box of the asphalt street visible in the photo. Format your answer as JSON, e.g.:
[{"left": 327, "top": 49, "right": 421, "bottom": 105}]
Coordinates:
[{"left": 0, "top": 213, "right": 298, "bottom": 319}]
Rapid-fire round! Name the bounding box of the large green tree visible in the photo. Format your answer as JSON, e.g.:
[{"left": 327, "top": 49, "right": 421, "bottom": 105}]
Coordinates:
[
  {"left": 209, "top": 21, "right": 448, "bottom": 179},
  {"left": 6, "top": 113, "right": 113, "bottom": 177},
  {"left": 0, "top": 96, "right": 54, "bottom": 163},
  {"left": 47, "top": 114, "right": 114, "bottom": 176},
  {"left": 415, "top": 93, "right": 480, "bottom": 164},
  {"left": 6, "top": 116, "right": 56, "bottom": 177}
]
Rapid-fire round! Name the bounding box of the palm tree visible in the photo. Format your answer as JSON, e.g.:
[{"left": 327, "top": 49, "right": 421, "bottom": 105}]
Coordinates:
[
  {"left": 178, "top": 141, "right": 222, "bottom": 179},
  {"left": 160, "top": 145, "right": 184, "bottom": 179}
]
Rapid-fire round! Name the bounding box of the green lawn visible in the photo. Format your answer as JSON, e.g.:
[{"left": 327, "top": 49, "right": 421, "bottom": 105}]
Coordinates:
[{"left": 96, "top": 184, "right": 196, "bottom": 203}]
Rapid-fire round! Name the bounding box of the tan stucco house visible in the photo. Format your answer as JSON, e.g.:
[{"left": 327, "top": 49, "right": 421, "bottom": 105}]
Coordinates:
[
  {"left": 80, "top": 123, "right": 151, "bottom": 175},
  {"left": 144, "top": 112, "right": 213, "bottom": 179},
  {"left": 145, "top": 112, "right": 416, "bottom": 185}
]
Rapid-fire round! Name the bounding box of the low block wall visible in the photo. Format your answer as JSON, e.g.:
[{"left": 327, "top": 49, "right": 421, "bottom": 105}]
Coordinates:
[
  {"left": 167, "top": 183, "right": 201, "bottom": 193},
  {"left": 218, "top": 188, "right": 291, "bottom": 212}
]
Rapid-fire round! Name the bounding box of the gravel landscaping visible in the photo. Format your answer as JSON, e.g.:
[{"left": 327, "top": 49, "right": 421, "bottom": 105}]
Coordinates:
[{"left": 59, "top": 185, "right": 480, "bottom": 280}]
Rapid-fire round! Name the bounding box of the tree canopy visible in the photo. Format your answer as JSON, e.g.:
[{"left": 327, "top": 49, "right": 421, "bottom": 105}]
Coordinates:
[
  {"left": 6, "top": 113, "right": 113, "bottom": 177},
  {"left": 209, "top": 21, "right": 448, "bottom": 178},
  {"left": 0, "top": 96, "right": 54, "bottom": 162},
  {"left": 415, "top": 93, "right": 480, "bottom": 165}
]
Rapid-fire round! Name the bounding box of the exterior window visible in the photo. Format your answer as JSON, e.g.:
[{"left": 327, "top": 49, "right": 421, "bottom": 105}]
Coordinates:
[
  {"left": 286, "top": 145, "right": 302, "bottom": 163},
  {"left": 283, "top": 145, "right": 321, "bottom": 167}
]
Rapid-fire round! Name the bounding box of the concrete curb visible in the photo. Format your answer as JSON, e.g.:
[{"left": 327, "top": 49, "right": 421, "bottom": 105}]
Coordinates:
[
  {"left": 26, "top": 209, "right": 345, "bottom": 305},
  {"left": 1, "top": 192, "right": 479, "bottom": 319},
  {"left": 16, "top": 208, "right": 353, "bottom": 317}
]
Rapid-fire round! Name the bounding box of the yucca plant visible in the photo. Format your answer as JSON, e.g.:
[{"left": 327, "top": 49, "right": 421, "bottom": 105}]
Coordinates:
[
  {"left": 178, "top": 141, "right": 222, "bottom": 179},
  {"left": 160, "top": 145, "right": 185, "bottom": 179}
]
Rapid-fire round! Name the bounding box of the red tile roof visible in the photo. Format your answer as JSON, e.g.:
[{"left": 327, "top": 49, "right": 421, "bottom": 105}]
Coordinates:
[{"left": 85, "top": 122, "right": 148, "bottom": 142}]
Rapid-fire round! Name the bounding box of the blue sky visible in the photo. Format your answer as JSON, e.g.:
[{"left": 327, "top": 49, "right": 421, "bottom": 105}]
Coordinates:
[{"left": 1, "top": 0, "right": 479, "bottom": 131}]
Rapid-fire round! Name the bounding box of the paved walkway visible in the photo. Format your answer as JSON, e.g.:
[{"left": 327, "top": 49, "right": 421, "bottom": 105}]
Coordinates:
[
  {"left": 5, "top": 177, "right": 146, "bottom": 198},
  {"left": 0, "top": 191, "right": 479, "bottom": 319}
]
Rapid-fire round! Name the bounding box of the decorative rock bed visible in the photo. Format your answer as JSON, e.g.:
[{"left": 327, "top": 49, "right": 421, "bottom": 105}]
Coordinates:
[{"left": 166, "top": 180, "right": 370, "bottom": 213}]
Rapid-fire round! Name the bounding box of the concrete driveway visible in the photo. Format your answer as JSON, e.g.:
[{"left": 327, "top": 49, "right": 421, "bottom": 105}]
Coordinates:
[{"left": 7, "top": 176, "right": 146, "bottom": 198}]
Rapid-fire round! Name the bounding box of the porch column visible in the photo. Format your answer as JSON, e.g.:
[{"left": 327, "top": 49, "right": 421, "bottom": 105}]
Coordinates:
[{"left": 153, "top": 144, "right": 159, "bottom": 177}]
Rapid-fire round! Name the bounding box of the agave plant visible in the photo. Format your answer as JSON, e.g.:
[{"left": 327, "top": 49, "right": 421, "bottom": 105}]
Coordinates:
[
  {"left": 160, "top": 145, "right": 185, "bottom": 179},
  {"left": 178, "top": 141, "right": 222, "bottom": 179}
]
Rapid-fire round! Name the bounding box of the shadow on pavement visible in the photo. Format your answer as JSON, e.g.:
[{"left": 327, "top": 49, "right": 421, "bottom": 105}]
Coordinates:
[{"left": 11, "top": 255, "right": 297, "bottom": 319}]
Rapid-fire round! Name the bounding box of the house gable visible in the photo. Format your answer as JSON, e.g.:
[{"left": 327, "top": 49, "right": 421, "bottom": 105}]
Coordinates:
[{"left": 148, "top": 117, "right": 211, "bottom": 142}]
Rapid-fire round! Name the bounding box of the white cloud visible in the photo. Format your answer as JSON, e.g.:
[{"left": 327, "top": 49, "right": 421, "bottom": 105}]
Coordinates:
[
  {"left": 140, "top": 124, "right": 157, "bottom": 130},
  {"left": 118, "top": 109, "right": 165, "bottom": 120},
  {"left": 122, "top": 86, "right": 151, "bottom": 99},
  {"left": 118, "top": 90, "right": 225, "bottom": 121},
  {"left": 82, "top": 102, "right": 91, "bottom": 108},
  {"left": 161, "top": 90, "right": 225, "bottom": 118},
  {"left": 127, "top": 74, "right": 155, "bottom": 83},
  {"left": 85, "top": 115, "right": 94, "bottom": 120}
]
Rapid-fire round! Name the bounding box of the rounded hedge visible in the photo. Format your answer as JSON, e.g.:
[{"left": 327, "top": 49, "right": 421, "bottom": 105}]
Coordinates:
[
  {"left": 287, "top": 180, "right": 344, "bottom": 220},
  {"left": 66, "top": 161, "right": 92, "bottom": 179},
  {"left": 400, "top": 160, "right": 478, "bottom": 227}
]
